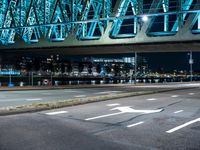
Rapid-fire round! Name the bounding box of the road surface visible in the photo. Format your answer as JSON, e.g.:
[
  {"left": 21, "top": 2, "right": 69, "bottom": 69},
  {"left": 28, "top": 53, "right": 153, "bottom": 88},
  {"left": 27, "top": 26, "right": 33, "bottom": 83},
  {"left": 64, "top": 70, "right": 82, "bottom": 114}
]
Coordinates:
[{"left": 0, "top": 87, "right": 199, "bottom": 150}]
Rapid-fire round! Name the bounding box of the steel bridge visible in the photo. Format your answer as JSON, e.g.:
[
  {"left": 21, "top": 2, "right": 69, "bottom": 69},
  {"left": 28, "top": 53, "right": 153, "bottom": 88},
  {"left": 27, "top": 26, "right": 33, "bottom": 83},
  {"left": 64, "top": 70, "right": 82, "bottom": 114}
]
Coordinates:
[{"left": 1, "top": 0, "right": 200, "bottom": 54}]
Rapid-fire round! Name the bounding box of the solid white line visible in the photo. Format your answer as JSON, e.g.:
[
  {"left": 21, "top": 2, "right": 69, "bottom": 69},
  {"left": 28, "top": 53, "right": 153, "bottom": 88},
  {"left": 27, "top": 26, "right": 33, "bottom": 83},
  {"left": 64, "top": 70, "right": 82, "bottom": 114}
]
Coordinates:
[
  {"left": 107, "top": 103, "right": 120, "bottom": 107},
  {"left": 127, "top": 121, "right": 144, "bottom": 128},
  {"left": 174, "top": 110, "right": 184, "bottom": 114},
  {"left": 171, "top": 95, "right": 179, "bottom": 98},
  {"left": 85, "top": 112, "right": 125, "bottom": 121},
  {"left": 74, "top": 95, "right": 86, "bottom": 98},
  {"left": 26, "top": 98, "right": 42, "bottom": 101},
  {"left": 166, "top": 118, "right": 200, "bottom": 133},
  {"left": 45, "top": 111, "right": 68, "bottom": 115},
  {"left": 146, "top": 98, "right": 157, "bottom": 101}
]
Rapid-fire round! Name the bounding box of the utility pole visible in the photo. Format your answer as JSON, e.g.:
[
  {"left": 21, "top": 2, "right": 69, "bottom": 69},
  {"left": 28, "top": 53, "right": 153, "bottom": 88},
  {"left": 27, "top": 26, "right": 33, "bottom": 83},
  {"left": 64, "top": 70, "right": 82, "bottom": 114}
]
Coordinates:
[
  {"left": 31, "top": 71, "right": 34, "bottom": 86},
  {"left": 189, "top": 51, "right": 193, "bottom": 82},
  {"left": 134, "top": 52, "right": 137, "bottom": 84},
  {"left": 9, "top": 69, "right": 12, "bottom": 86}
]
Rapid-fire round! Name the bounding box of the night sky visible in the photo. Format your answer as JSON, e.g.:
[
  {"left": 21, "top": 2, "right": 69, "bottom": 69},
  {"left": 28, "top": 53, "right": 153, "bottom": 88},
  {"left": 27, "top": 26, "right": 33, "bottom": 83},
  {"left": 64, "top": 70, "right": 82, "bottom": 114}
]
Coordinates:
[
  {"left": 142, "top": 52, "right": 200, "bottom": 72},
  {"left": 90, "top": 52, "right": 200, "bottom": 72}
]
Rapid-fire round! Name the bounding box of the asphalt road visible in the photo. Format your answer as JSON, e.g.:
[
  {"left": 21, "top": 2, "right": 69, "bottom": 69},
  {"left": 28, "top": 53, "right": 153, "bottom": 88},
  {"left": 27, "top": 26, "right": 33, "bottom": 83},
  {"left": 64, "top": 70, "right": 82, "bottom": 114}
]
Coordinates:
[
  {"left": 0, "top": 87, "right": 130, "bottom": 108},
  {"left": 0, "top": 83, "right": 199, "bottom": 108},
  {"left": 0, "top": 87, "right": 200, "bottom": 150}
]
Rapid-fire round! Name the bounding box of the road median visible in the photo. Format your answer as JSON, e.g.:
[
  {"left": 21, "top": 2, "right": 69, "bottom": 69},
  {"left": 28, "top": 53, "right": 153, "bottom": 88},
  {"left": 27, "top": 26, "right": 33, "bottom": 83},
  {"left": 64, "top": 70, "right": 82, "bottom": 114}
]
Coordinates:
[{"left": 0, "top": 86, "right": 198, "bottom": 116}]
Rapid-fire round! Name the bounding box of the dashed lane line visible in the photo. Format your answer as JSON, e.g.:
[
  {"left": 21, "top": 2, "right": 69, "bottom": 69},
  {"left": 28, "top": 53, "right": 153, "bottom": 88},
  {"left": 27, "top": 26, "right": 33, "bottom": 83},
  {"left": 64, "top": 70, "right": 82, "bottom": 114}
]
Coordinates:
[
  {"left": 26, "top": 98, "right": 43, "bottom": 101},
  {"left": 106, "top": 103, "right": 120, "bottom": 107},
  {"left": 171, "top": 95, "right": 179, "bottom": 98},
  {"left": 45, "top": 111, "right": 68, "bottom": 115},
  {"left": 188, "top": 93, "right": 195, "bottom": 95},
  {"left": 74, "top": 95, "right": 86, "bottom": 98},
  {"left": 174, "top": 110, "right": 184, "bottom": 114},
  {"left": 127, "top": 122, "right": 144, "bottom": 128},
  {"left": 146, "top": 98, "right": 157, "bottom": 101},
  {"left": 166, "top": 118, "right": 200, "bottom": 133}
]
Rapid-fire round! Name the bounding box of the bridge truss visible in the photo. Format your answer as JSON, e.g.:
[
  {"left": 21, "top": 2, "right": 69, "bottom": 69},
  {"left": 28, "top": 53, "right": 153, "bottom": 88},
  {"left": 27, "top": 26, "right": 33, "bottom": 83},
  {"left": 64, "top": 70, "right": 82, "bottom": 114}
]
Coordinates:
[{"left": 0, "top": 0, "right": 200, "bottom": 51}]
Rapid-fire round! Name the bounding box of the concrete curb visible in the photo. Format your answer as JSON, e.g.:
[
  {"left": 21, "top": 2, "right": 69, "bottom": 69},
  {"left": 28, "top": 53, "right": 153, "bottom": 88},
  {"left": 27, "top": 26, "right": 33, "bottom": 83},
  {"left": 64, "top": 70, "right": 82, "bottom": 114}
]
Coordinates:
[{"left": 0, "top": 87, "right": 198, "bottom": 116}]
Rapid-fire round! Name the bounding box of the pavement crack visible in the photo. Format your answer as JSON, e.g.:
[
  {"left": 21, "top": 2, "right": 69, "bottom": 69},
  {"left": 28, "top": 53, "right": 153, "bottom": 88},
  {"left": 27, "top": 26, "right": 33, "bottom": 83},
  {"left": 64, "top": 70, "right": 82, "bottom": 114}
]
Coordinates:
[{"left": 166, "top": 100, "right": 182, "bottom": 107}]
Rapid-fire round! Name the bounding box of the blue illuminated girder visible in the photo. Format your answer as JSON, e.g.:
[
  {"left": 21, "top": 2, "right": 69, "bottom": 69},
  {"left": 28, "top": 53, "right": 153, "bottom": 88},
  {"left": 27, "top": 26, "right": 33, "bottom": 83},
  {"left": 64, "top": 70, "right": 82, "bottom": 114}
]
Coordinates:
[
  {"left": 171, "top": 0, "right": 194, "bottom": 32},
  {"left": 0, "top": 0, "right": 200, "bottom": 45},
  {"left": 76, "top": 0, "right": 111, "bottom": 40},
  {"left": 111, "top": 0, "right": 139, "bottom": 38}
]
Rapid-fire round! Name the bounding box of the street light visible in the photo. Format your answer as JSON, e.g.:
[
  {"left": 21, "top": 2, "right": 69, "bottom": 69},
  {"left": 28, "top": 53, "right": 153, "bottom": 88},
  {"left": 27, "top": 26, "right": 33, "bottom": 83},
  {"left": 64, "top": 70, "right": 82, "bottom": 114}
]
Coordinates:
[{"left": 142, "top": 15, "right": 148, "bottom": 22}]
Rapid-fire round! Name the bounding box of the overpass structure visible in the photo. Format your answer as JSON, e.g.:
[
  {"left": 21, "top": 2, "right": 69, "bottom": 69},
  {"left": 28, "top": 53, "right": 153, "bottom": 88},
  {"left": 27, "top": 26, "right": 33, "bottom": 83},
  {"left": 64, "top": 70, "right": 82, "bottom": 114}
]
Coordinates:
[{"left": 1, "top": 0, "right": 200, "bottom": 54}]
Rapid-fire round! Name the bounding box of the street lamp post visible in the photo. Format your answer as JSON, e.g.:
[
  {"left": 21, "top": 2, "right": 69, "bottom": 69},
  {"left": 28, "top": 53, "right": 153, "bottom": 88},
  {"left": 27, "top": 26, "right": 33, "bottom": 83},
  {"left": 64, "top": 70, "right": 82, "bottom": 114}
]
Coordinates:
[
  {"left": 189, "top": 51, "right": 193, "bottom": 82},
  {"left": 134, "top": 52, "right": 137, "bottom": 84},
  {"left": 9, "top": 69, "right": 12, "bottom": 86}
]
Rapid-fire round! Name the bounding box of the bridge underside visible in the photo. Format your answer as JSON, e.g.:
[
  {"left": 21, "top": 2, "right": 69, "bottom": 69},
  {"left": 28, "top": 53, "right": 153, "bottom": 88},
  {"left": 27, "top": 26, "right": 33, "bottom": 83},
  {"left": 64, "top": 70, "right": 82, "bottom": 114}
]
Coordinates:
[
  {"left": 1, "top": 0, "right": 200, "bottom": 53},
  {"left": 1, "top": 42, "right": 200, "bottom": 55}
]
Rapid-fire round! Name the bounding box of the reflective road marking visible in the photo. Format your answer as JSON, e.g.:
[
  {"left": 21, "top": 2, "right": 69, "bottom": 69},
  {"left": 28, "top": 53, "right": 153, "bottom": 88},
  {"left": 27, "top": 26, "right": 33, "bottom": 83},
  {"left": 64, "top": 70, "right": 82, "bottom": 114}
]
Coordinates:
[
  {"left": 166, "top": 118, "right": 200, "bottom": 133},
  {"left": 127, "top": 122, "right": 144, "bottom": 128},
  {"left": 45, "top": 111, "right": 68, "bottom": 115}
]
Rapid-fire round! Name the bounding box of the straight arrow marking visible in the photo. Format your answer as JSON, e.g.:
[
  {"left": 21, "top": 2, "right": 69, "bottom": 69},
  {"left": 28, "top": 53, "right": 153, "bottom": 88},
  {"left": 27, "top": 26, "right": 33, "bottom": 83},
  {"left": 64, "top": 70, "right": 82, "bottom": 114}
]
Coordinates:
[{"left": 85, "top": 106, "right": 163, "bottom": 121}]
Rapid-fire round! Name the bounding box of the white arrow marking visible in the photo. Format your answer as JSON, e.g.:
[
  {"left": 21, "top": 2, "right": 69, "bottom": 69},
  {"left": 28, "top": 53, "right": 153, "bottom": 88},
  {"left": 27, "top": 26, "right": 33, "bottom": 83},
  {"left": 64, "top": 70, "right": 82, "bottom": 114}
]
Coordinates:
[
  {"left": 127, "top": 121, "right": 144, "bottom": 128},
  {"left": 111, "top": 106, "right": 163, "bottom": 114},
  {"left": 85, "top": 112, "right": 125, "bottom": 121},
  {"left": 166, "top": 118, "right": 200, "bottom": 133},
  {"left": 111, "top": 106, "right": 135, "bottom": 113},
  {"left": 85, "top": 106, "right": 163, "bottom": 121}
]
